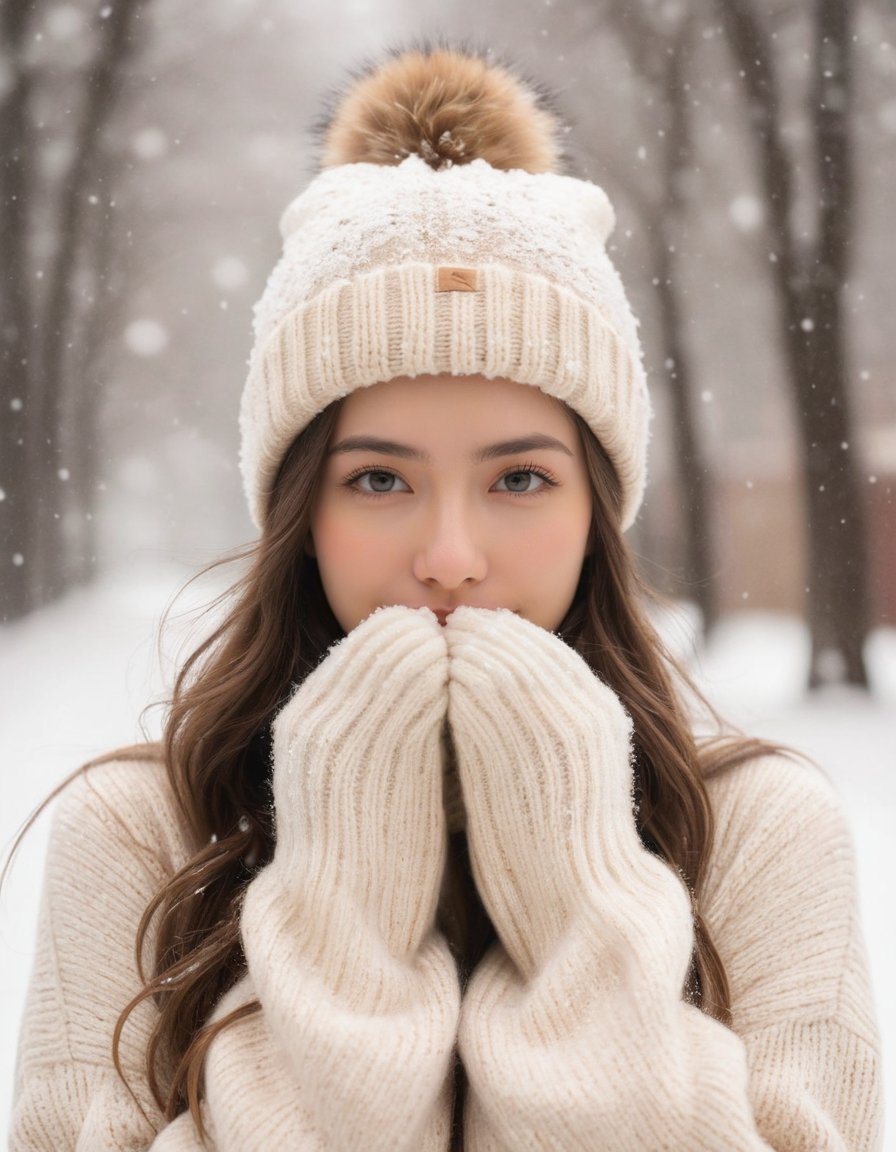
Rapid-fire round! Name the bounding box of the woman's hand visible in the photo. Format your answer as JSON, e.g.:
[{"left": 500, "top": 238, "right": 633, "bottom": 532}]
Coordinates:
[
  {"left": 444, "top": 606, "right": 645, "bottom": 981},
  {"left": 443, "top": 607, "right": 697, "bottom": 1149},
  {"left": 225, "top": 605, "right": 459, "bottom": 1151},
  {"left": 263, "top": 603, "right": 452, "bottom": 962}
]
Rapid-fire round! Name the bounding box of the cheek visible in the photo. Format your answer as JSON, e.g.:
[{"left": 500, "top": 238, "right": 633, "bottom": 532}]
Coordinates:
[
  {"left": 314, "top": 507, "right": 395, "bottom": 575},
  {"left": 526, "top": 503, "right": 590, "bottom": 569}
]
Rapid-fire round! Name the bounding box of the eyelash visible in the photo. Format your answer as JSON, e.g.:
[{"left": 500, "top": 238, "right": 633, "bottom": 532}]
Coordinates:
[{"left": 340, "top": 461, "right": 560, "bottom": 500}]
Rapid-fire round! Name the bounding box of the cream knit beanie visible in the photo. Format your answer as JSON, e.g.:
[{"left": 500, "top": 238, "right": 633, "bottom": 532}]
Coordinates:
[{"left": 238, "top": 47, "right": 651, "bottom": 531}]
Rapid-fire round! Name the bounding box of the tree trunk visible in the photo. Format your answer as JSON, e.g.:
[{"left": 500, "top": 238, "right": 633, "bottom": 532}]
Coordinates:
[
  {"left": 717, "top": 0, "right": 869, "bottom": 687},
  {"left": 652, "top": 240, "right": 718, "bottom": 633},
  {"left": 69, "top": 149, "right": 126, "bottom": 587},
  {"left": 657, "top": 27, "right": 718, "bottom": 634},
  {"left": 599, "top": 5, "right": 718, "bottom": 632},
  {"left": 801, "top": 0, "right": 868, "bottom": 686},
  {"left": 0, "top": 0, "right": 37, "bottom": 621},
  {"left": 32, "top": 0, "right": 146, "bottom": 608}
]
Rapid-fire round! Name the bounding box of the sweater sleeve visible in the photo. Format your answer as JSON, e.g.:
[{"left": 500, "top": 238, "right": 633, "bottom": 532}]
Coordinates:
[
  {"left": 10, "top": 760, "right": 180, "bottom": 1150},
  {"left": 9, "top": 755, "right": 458, "bottom": 1151},
  {"left": 700, "top": 755, "right": 883, "bottom": 1146},
  {"left": 457, "top": 752, "right": 884, "bottom": 1151}
]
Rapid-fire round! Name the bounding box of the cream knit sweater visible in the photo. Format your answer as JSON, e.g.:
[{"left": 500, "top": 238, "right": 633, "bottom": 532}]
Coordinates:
[{"left": 10, "top": 606, "right": 884, "bottom": 1150}]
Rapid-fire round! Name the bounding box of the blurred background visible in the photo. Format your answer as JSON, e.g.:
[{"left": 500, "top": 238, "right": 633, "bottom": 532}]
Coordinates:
[{"left": 1, "top": 0, "right": 894, "bottom": 1142}]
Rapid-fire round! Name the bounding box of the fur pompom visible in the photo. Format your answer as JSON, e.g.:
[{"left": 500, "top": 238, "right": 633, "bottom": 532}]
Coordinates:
[{"left": 314, "top": 41, "right": 568, "bottom": 175}]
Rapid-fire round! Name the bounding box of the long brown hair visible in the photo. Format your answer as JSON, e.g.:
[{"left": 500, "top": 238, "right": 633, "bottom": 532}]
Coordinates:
[{"left": 5, "top": 397, "right": 789, "bottom": 1135}]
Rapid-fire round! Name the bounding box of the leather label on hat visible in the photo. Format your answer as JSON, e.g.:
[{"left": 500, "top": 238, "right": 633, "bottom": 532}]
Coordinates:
[{"left": 436, "top": 267, "right": 479, "bottom": 292}]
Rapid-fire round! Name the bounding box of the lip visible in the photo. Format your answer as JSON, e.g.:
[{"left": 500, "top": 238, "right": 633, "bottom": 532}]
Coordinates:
[{"left": 428, "top": 606, "right": 513, "bottom": 625}]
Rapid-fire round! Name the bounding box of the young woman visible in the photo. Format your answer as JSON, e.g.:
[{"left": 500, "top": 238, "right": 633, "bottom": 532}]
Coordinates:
[{"left": 9, "top": 43, "right": 883, "bottom": 1150}]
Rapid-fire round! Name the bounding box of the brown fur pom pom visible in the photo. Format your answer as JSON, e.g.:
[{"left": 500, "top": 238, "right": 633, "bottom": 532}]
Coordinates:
[{"left": 315, "top": 41, "right": 568, "bottom": 175}]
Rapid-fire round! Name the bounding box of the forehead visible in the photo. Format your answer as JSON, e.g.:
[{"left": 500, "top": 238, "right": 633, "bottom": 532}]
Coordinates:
[{"left": 335, "top": 373, "right": 575, "bottom": 435}]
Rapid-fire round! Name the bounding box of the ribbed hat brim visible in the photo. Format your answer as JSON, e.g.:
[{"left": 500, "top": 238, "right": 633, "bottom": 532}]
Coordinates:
[{"left": 239, "top": 262, "right": 649, "bottom": 531}]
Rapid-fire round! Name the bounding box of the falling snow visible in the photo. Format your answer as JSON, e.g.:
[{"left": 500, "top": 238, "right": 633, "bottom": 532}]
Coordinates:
[
  {"left": 879, "top": 101, "right": 896, "bottom": 134},
  {"left": 124, "top": 319, "right": 169, "bottom": 357},
  {"left": 728, "top": 194, "right": 763, "bottom": 232},
  {"left": 1, "top": 11, "right": 894, "bottom": 1135},
  {"left": 211, "top": 256, "right": 249, "bottom": 291},
  {"left": 131, "top": 127, "right": 168, "bottom": 161},
  {"left": 44, "top": 5, "right": 87, "bottom": 40}
]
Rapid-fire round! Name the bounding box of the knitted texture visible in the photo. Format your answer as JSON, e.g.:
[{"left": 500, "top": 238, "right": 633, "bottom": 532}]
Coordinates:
[
  {"left": 238, "top": 155, "right": 650, "bottom": 532},
  {"left": 206, "top": 605, "right": 459, "bottom": 1151},
  {"left": 444, "top": 608, "right": 883, "bottom": 1150},
  {"left": 12, "top": 607, "right": 461, "bottom": 1152},
  {"left": 11, "top": 612, "right": 884, "bottom": 1149}
]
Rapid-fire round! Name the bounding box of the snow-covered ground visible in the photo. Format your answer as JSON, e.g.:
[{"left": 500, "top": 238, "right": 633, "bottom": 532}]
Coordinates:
[{"left": 2, "top": 564, "right": 894, "bottom": 1144}]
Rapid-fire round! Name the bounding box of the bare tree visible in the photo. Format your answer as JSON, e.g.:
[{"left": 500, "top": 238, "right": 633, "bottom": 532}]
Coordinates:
[
  {"left": 67, "top": 142, "right": 130, "bottom": 586},
  {"left": 717, "top": 0, "right": 870, "bottom": 686},
  {"left": 0, "top": 0, "right": 147, "bottom": 620},
  {"left": 657, "top": 28, "right": 719, "bottom": 633},
  {"left": 32, "top": 0, "right": 147, "bottom": 607},
  {"left": 573, "top": 5, "right": 718, "bottom": 630},
  {"left": 0, "top": 0, "right": 37, "bottom": 621},
  {"left": 601, "top": 4, "right": 719, "bottom": 633}
]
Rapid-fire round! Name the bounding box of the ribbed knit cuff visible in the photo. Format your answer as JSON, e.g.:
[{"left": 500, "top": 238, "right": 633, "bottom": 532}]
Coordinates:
[{"left": 238, "top": 263, "right": 646, "bottom": 530}]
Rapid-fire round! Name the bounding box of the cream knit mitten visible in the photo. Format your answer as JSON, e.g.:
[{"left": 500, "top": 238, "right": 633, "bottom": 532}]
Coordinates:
[
  {"left": 445, "top": 607, "right": 756, "bottom": 1150},
  {"left": 445, "top": 606, "right": 651, "bottom": 981},
  {"left": 190, "top": 605, "right": 460, "bottom": 1150}
]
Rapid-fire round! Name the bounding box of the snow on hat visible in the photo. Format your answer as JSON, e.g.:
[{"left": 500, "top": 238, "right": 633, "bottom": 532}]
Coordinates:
[{"left": 238, "top": 47, "right": 650, "bottom": 531}]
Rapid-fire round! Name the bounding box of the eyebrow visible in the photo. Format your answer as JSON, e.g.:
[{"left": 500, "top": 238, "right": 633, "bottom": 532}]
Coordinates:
[{"left": 327, "top": 433, "right": 574, "bottom": 464}]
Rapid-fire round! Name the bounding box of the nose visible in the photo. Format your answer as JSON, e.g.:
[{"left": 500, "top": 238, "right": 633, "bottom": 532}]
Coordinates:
[{"left": 412, "top": 502, "right": 488, "bottom": 592}]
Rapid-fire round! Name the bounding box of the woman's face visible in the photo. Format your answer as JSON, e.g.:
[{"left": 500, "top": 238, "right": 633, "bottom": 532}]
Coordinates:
[{"left": 307, "top": 374, "right": 594, "bottom": 633}]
